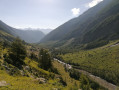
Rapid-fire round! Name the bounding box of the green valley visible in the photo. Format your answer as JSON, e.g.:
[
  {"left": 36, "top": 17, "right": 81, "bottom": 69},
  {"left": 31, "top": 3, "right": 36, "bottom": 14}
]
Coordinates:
[
  {"left": 1, "top": 0, "right": 119, "bottom": 89},
  {"left": 59, "top": 40, "right": 119, "bottom": 86}
]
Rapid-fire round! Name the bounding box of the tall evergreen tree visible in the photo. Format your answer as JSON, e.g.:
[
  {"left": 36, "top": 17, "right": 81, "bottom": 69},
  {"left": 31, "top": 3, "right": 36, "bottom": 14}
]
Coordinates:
[
  {"left": 0, "top": 42, "right": 3, "bottom": 59},
  {"left": 39, "top": 48, "right": 52, "bottom": 70},
  {"left": 6, "top": 38, "right": 26, "bottom": 69}
]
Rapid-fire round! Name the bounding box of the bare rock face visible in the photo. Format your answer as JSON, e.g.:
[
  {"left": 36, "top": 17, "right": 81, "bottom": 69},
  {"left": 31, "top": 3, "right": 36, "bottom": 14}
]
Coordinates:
[
  {"left": 24, "top": 66, "right": 30, "bottom": 71},
  {"left": 0, "top": 81, "right": 10, "bottom": 86},
  {"left": 37, "top": 78, "right": 47, "bottom": 84},
  {"left": 33, "top": 77, "right": 47, "bottom": 84}
]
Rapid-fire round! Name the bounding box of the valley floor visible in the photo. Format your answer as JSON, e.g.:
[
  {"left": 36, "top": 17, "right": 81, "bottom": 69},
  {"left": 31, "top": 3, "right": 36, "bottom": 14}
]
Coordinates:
[
  {"left": 59, "top": 40, "right": 119, "bottom": 89},
  {"left": 55, "top": 58, "right": 118, "bottom": 90}
]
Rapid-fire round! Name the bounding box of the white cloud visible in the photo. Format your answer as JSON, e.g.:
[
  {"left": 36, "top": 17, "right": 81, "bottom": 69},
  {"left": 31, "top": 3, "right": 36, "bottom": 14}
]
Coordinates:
[
  {"left": 71, "top": 8, "right": 80, "bottom": 16},
  {"left": 87, "top": 0, "right": 103, "bottom": 8}
]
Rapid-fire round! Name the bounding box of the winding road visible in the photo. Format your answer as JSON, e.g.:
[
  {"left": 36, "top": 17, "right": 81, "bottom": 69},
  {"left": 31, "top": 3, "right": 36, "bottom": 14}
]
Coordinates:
[{"left": 54, "top": 58, "right": 119, "bottom": 90}]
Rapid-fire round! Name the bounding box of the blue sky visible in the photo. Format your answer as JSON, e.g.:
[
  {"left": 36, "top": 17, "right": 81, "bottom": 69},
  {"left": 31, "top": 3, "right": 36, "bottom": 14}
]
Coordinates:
[{"left": 0, "top": 0, "right": 103, "bottom": 29}]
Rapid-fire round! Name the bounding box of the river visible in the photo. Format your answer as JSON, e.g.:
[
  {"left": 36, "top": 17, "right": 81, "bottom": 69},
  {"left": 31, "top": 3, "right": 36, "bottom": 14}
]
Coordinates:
[{"left": 54, "top": 58, "right": 118, "bottom": 90}]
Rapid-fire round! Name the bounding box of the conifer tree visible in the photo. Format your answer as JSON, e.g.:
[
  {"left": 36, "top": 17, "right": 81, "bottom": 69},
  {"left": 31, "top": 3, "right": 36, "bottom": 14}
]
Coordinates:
[
  {"left": 0, "top": 42, "right": 3, "bottom": 59},
  {"left": 6, "top": 38, "right": 26, "bottom": 69},
  {"left": 39, "top": 48, "right": 52, "bottom": 70}
]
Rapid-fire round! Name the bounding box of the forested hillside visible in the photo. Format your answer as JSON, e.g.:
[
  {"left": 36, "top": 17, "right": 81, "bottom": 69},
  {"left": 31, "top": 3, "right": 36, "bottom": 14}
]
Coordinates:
[{"left": 59, "top": 40, "right": 119, "bottom": 86}]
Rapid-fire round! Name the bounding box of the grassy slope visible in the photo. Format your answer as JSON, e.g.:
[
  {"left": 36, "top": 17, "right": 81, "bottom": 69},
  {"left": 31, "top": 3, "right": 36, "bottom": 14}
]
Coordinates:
[
  {"left": 53, "top": 61, "right": 80, "bottom": 90},
  {"left": 0, "top": 70, "right": 64, "bottom": 90},
  {"left": 0, "top": 48, "right": 64, "bottom": 90},
  {"left": 60, "top": 40, "right": 119, "bottom": 85},
  {"left": 0, "top": 57, "right": 64, "bottom": 90},
  {"left": 0, "top": 58, "right": 82, "bottom": 90},
  {"left": 0, "top": 47, "right": 82, "bottom": 90},
  {"left": 0, "top": 30, "right": 14, "bottom": 42}
]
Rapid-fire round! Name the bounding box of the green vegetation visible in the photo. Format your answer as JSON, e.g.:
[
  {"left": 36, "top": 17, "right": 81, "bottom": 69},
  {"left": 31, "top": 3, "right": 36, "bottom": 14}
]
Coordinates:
[
  {"left": 84, "top": 40, "right": 109, "bottom": 49},
  {"left": 53, "top": 60, "right": 81, "bottom": 90},
  {"left": 24, "top": 57, "right": 53, "bottom": 79},
  {"left": 0, "top": 68, "right": 64, "bottom": 90},
  {"left": 0, "top": 20, "right": 16, "bottom": 36},
  {"left": 0, "top": 38, "right": 95, "bottom": 90},
  {"left": 1, "top": 0, "right": 119, "bottom": 89},
  {"left": 0, "top": 39, "right": 66, "bottom": 90},
  {"left": 53, "top": 60, "right": 106, "bottom": 90},
  {"left": 39, "top": 48, "right": 52, "bottom": 70},
  {"left": 30, "top": 52, "right": 39, "bottom": 62},
  {"left": 0, "top": 30, "right": 15, "bottom": 43},
  {"left": 80, "top": 74, "right": 90, "bottom": 90},
  {"left": 6, "top": 38, "right": 26, "bottom": 69},
  {"left": 68, "top": 69, "right": 107, "bottom": 90},
  {"left": 60, "top": 41, "right": 119, "bottom": 86},
  {"left": 0, "top": 42, "right": 2, "bottom": 58}
]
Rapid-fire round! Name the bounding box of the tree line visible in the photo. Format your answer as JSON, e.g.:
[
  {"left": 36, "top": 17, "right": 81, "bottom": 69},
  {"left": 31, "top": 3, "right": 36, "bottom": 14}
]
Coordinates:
[{"left": 3, "top": 38, "right": 52, "bottom": 70}]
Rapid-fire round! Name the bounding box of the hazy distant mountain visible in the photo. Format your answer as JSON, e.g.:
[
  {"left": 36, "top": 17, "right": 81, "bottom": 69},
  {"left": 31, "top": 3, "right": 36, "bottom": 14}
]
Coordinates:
[
  {"left": 22, "top": 28, "right": 52, "bottom": 34},
  {"left": 41, "top": 29, "right": 53, "bottom": 34},
  {"left": 40, "top": 0, "right": 119, "bottom": 48},
  {"left": 0, "top": 20, "right": 45, "bottom": 43},
  {"left": 15, "top": 29, "right": 45, "bottom": 43}
]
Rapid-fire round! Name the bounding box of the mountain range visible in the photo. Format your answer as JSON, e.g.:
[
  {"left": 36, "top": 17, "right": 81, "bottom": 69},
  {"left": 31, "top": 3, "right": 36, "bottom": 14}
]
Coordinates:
[
  {"left": 20, "top": 28, "right": 52, "bottom": 34},
  {"left": 0, "top": 0, "right": 119, "bottom": 48},
  {"left": 0, "top": 20, "right": 45, "bottom": 43},
  {"left": 1, "top": 0, "right": 119, "bottom": 89},
  {"left": 15, "top": 29, "right": 45, "bottom": 43},
  {"left": 40, "top": 0, "right": 119, "bottom": 49}
]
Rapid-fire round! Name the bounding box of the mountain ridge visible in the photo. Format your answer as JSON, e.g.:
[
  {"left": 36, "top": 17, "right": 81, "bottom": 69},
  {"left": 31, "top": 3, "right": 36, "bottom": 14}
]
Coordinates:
[
  {"left": 0, "top": 20, "right": 45, "bottom": 43},
  {"left": 40, "top": 0, "right": 119, "bottom": 49}
]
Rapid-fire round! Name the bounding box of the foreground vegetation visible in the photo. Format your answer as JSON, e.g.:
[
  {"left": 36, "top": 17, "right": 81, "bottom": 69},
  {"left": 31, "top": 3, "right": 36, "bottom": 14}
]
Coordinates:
[
  {"left": 53, "top": 60, "right": 107, "bottom": 90},
  {"left": 0, "top": 38, "right": 109, "bottom": 89},
  {"left": 0, "top": 38, "right": 66, "bottom": 89},
  {"left": 53, "top": 61, "right": 80, "bottom": 90},
  {"left": 0, "top": 70, "right": 63, "bottom": 90},
  {"left": 0, "top": 41, "right": 65, "bottom": 89}
]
